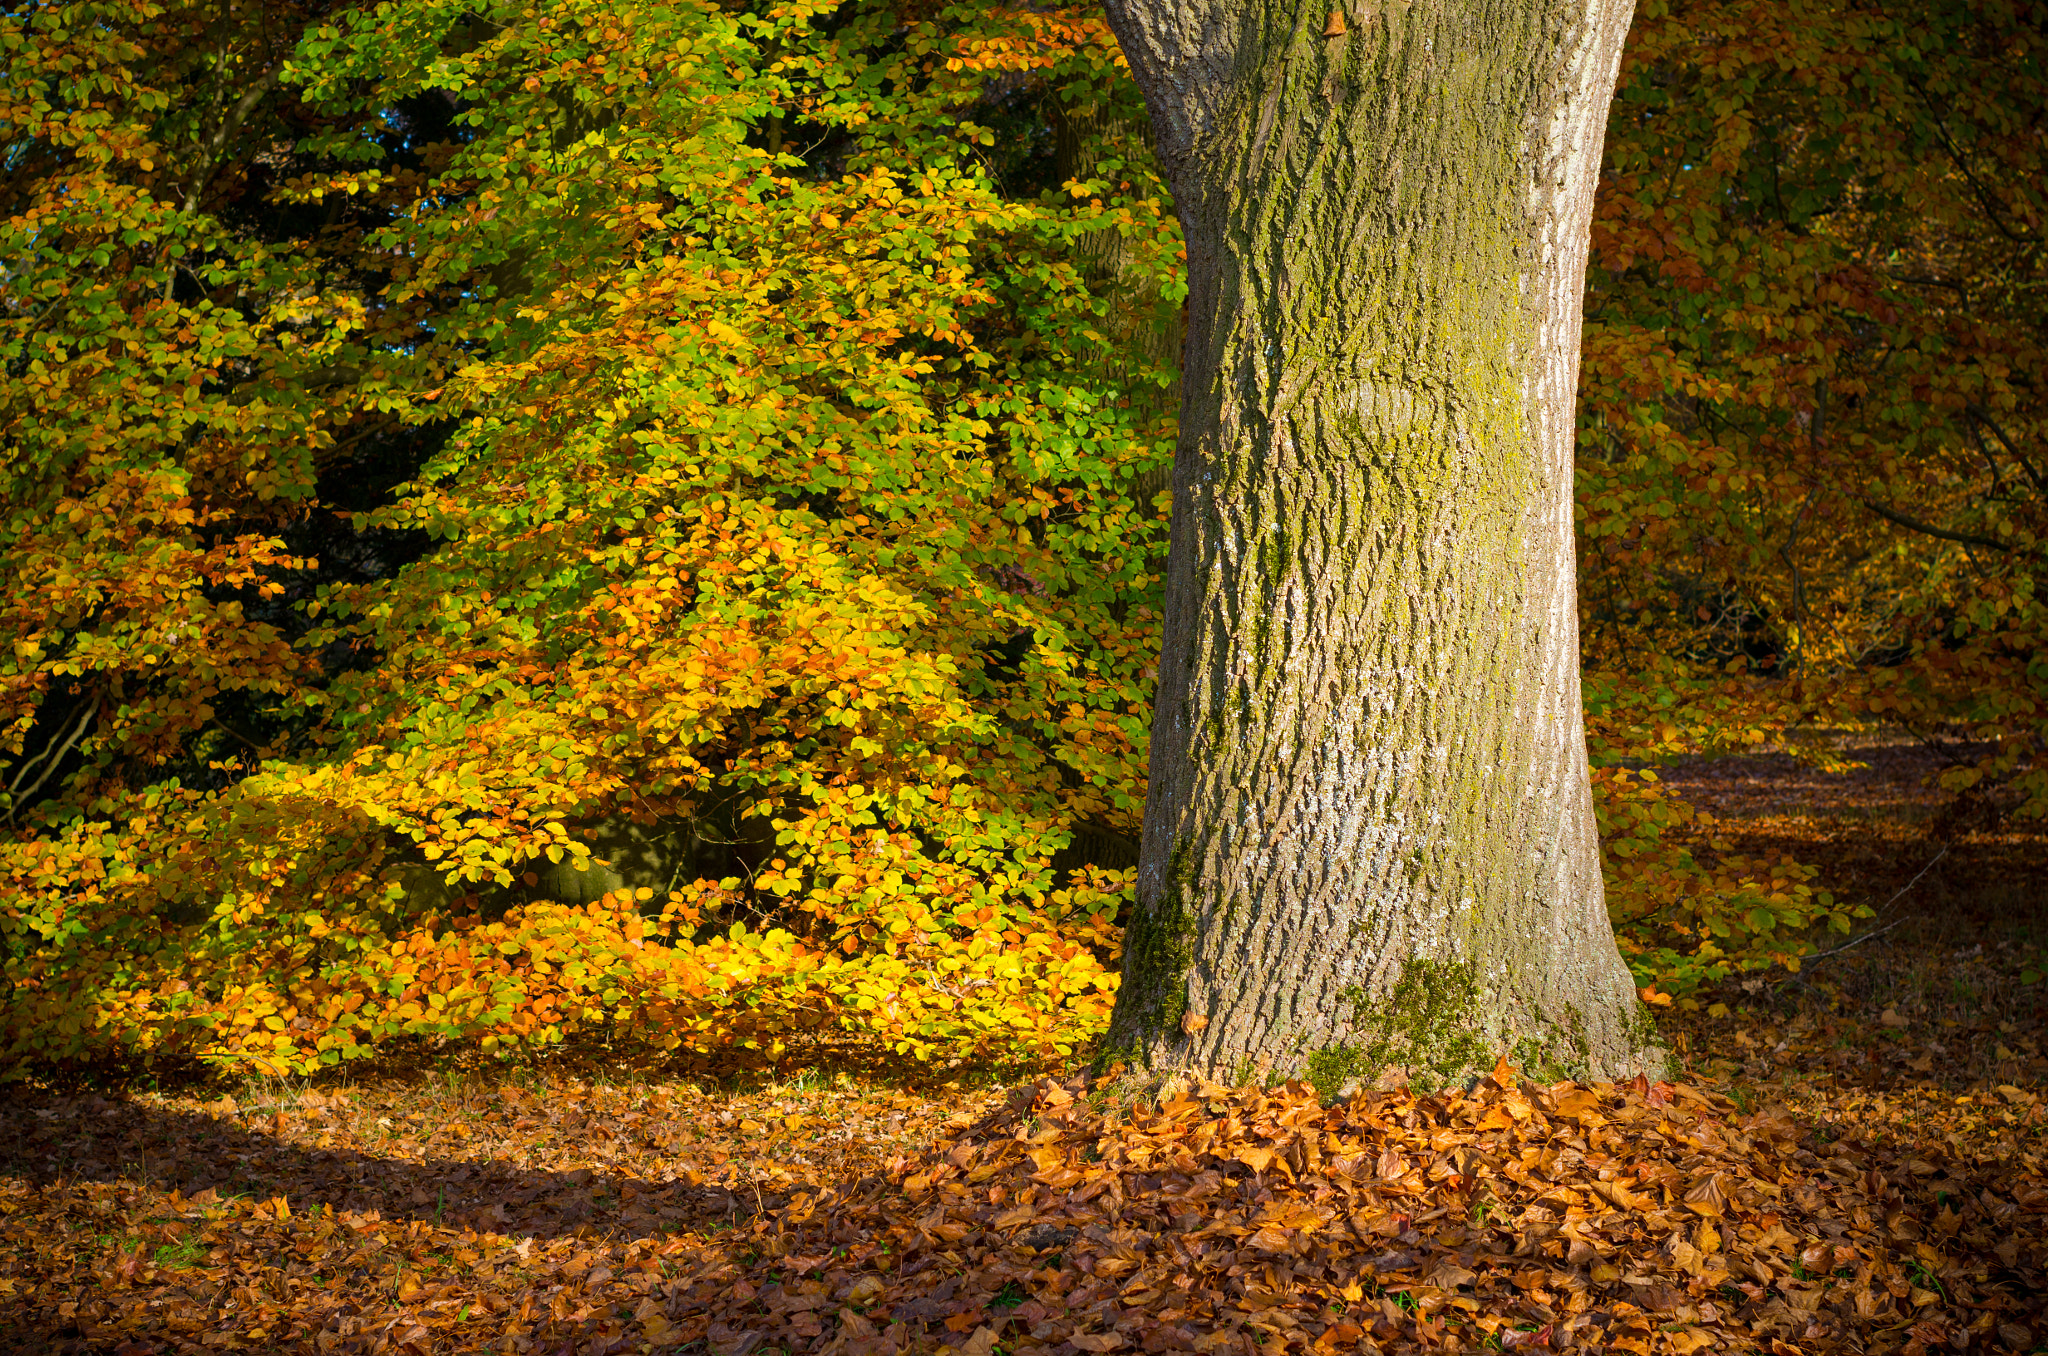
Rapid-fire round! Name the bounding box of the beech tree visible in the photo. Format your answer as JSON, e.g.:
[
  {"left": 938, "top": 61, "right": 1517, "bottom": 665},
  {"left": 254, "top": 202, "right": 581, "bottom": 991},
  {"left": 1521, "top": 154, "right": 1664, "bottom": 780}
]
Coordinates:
[
  {"left": 1098, "top": 0, "right": 1666, "bottom": 1089},
  {"left": 19, "top": 0, "right": 2016, "bottom": 1078}
]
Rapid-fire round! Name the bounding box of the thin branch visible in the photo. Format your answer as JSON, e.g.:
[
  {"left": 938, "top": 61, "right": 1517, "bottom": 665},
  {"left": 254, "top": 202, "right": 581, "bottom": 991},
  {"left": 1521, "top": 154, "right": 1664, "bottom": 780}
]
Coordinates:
[
  {"left": 1799, "top": 847, "right": 1948, "bottom": 968},
  {"left": 211, "top": 717, "right": 265, "bottom": 756},
  {"left": 1968, "top": 405, "right": 2048, "bottom": 499},
  {"left": 1905, "top": 77, "right": 2040, "bottom": 245},
  {"left": 3, "top": 698, "right": 99, "bottom": 824},
  {"left": 1965, "top": 420, "right": 2008, "bottom": 499},
  {"left": 4, "top": 697, "right": 94, "bottom": 799},
  {"left": 179, "top": 69, "right": 281, "bottom": 215},
  {"left": 1779, "top": 483, "right": 1819, "bottom": 674},
  {"left": 1799, "top": 915, "right": 1908, "bottom": 964},
  {"left": 1854, "top": 496, "right": 2014, "bottom": 553}
]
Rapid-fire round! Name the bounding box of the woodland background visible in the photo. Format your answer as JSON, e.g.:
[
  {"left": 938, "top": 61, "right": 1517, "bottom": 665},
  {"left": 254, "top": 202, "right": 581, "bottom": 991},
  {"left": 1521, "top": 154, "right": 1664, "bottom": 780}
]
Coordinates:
[{"left": 2, "top": 0, "right": 2045, "bottom": 1083}]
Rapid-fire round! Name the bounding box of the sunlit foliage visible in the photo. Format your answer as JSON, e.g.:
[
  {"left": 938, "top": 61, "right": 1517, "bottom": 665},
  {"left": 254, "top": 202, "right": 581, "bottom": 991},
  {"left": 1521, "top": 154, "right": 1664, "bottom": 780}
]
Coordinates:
[{"left": 2, "top": 0, "right": 2038, "bottom": 1074}]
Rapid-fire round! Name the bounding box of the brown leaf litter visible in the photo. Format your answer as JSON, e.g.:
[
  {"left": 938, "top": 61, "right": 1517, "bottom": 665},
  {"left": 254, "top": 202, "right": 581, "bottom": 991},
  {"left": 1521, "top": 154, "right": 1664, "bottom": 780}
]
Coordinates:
[
  {"left": 686, "top": 1066, "right": 2047, "bottom": 1356},
  {"left": 2, "top": 1060, "right": 2042, "bottom": 1355}
]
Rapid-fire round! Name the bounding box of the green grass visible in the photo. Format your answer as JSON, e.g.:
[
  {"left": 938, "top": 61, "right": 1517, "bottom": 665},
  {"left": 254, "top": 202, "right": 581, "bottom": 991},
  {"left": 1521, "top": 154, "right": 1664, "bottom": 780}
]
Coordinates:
[{"left": 153, "top": 1240, "right": 206, "bottom": 1269}]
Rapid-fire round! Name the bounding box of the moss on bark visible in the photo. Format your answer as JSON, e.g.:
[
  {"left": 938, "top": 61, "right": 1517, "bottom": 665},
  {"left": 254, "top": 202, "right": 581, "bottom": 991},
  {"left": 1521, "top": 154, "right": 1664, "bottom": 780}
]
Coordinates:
[{"left": 1099, "top": 0, "right": 1658, "bottom": 1090}]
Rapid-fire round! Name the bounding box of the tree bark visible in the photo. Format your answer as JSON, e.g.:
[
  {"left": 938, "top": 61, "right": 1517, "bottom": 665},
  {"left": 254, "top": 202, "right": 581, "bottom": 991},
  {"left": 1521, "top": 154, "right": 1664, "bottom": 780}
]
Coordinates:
[{"left": 1101, "top": 0, "right": 1665, "bottom": 1092}]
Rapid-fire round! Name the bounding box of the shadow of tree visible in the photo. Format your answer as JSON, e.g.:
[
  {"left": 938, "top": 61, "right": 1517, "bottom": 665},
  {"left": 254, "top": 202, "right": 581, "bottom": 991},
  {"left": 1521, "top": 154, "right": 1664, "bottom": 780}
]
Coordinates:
[
  {"left": 3, "top": 1067, "right": 2041, "bottom": 1356},
  {"left": 0, "top": 1085, "right": 930, "bottom": 1356},
  {"left": 0, "top": 1090, "right": 827, "bottom": 1241}
]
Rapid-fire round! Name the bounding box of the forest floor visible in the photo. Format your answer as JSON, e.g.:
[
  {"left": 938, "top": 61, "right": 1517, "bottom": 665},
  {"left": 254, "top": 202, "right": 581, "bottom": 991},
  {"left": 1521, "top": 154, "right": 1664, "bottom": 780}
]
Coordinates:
[{"left": 2, "top": 736, "right": 2044, "bottom": 1356}]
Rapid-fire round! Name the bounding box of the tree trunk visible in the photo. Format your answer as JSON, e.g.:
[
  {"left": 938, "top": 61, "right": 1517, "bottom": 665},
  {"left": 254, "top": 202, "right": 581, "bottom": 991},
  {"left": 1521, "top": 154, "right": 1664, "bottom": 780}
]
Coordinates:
[{"left": 1101, "top": 0, "right": 1665, "bottom": 1093}]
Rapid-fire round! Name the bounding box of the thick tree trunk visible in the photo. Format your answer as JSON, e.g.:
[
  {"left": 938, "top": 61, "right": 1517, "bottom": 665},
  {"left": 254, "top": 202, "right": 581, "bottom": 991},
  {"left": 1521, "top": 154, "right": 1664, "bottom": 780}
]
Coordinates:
[{"left": 1101, "top": 0, "right": 1665, "bottom": 1092}]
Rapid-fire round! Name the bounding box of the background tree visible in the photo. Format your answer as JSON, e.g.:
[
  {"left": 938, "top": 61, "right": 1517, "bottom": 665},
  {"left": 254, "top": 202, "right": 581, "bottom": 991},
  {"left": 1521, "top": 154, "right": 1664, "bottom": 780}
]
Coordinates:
[
  {"left": 1, "top": 0, "right": 1160, "bottom": 1075},
  {"left": 1577, "top": 0, "right": 2047, "bottom": 829},
  {"left": 1095, "top": 0, "right": 1664, "bottom": 1090}
]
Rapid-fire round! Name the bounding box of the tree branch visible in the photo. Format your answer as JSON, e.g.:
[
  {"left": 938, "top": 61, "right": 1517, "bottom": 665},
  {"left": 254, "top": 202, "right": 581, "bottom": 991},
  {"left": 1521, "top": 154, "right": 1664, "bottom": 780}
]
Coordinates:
[
  {"left": 3, "top": 698, "right": 99, "bottom": 825},
  {"left": 1796, "top": 848, "right": 1946, "bottom": 968},
  {"left": 1906, "top": 77, "right": 2040, "bottom": 245},
  {"left": 1853, "top": 496, "right": 2015, "bottom": 554},
  {"left": 180, "top": 70, "right": 281, "bottom": 216},
  {"left": 1968, "top": 405, "right": 2048, "bottom": 499}
]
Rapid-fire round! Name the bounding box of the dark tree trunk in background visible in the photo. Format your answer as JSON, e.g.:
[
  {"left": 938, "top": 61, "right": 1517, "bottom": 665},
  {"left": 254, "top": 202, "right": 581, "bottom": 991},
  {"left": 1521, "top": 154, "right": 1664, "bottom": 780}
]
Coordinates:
[{"left": 1101, "top": 0, "right": 1665, "bottom": 1092}]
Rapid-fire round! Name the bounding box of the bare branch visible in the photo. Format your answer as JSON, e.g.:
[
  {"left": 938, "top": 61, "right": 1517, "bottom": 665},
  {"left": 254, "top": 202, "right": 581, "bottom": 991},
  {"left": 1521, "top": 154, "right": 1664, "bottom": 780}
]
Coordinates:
[
  {"left": 1853, "top": 496, "right": 2015, "bottom": 554},
  {"left": 1968, "top": 404, "right": 2048, "bottom": 499},
  {"left": 3, "top": 697, "right": 99, "bottom": 825},
  {"left": 1796, "top": 848, "right": 1947, "bottom": 969}
]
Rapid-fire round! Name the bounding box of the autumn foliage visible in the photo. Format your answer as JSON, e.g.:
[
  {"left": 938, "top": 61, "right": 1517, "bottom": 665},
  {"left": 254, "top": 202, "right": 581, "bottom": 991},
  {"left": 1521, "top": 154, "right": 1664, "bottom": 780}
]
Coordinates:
[{"left": 2, "top": 0, "right": 2042, "bottom": 1076}]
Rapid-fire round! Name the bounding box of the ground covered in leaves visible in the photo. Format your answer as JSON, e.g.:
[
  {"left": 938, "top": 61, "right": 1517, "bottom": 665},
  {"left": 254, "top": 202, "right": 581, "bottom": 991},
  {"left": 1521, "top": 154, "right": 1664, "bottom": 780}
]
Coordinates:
[
  {"left": 3, "top": 736, "right": 2045, "bottom": 1355},
  {"left": 1, "top": 1065, "right": 2043, "bottom": 1356}
]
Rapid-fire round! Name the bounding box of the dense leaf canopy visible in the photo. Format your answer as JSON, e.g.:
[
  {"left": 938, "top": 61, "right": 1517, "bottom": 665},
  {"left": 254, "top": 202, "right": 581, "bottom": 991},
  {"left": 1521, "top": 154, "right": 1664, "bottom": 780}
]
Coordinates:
[{"left": 1, "top": 0, "right": 2040, "bottom": 1078}]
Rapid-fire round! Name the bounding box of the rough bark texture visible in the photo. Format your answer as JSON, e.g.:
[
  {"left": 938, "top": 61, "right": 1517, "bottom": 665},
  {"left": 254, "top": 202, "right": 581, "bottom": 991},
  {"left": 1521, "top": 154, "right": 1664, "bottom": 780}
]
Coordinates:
[{"left": 1100, "top": 0, "right": 1665, "bottom": 1092}]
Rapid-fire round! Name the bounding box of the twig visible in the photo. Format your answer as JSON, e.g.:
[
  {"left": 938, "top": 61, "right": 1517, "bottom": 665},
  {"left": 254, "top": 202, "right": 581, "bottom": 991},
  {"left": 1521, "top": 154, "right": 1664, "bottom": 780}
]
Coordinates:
[
  {"left": 1800, "top": 916, "right": 1908, "bottom": 964},
  {"left": 1799, "top": 847, "right": 1948, "bottom": 966}
]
